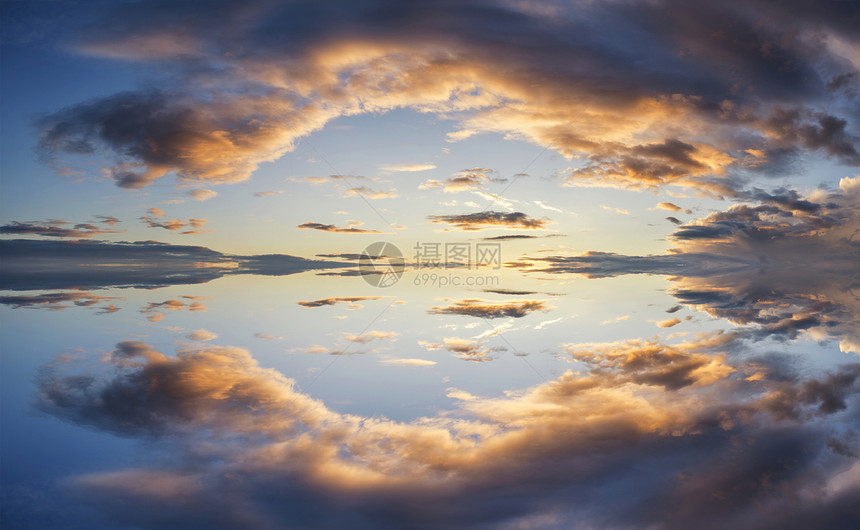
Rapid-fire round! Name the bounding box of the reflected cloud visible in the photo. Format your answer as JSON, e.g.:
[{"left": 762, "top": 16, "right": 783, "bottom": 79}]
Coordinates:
[
  {"left": 141, "top": 298, "right": 207, "bottom": 322},
  {"left": 298, "top": 296, "right": 383, "bottom": 309},
  {"left": 0, "top": 239, "right": 350, "bottom": 291},
  {"left": 378, "top": 358, "right": 436, "bottom": 367},
  {"left": 419, "top": 337, "right": 502, "bottom": 362},
  {"left": 513, "top": 179, "right": 860, "bottom": 349},
  {"left": 36, "top": 339, "right": 860, "bottom": 529},
  {"left": 343, "top": 331, "right": 397, "bottom": 344},
  {"left": 428, "top": 298, "right": 549, "bottom": 319},
  {"left": 0, "top": 291, "right": 121, "bottom": 312}
]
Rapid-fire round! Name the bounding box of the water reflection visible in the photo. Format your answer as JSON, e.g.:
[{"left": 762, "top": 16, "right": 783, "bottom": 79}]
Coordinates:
[{"left": 2, "top": 184, "right": 859, "bottom": 529}]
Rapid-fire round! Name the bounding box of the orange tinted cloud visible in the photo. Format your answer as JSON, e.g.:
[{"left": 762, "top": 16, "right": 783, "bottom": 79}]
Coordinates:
[
  {"left": 428, "top": 298, "right": 549, "bottom": 319},
  {"left": 38, "top": 338, "right": 860, "bottom": 528}
]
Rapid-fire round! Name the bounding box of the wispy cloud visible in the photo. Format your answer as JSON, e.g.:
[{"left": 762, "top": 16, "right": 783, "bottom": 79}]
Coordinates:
[
  {"left": 419, "top": 168, "right": 500, "bottom": 193},
  {"left": 297, "top": 222, "right": 382, "bottom": 234},
  {"left": 343, "top": 330, "right": 397, "bottom": 343},
  {"left": 187, "top": 328, "right": 218, "bottom": 341},
  {"left": 428, "top": 211, "right": 548, "bottom": 231},
  {"left": 428, "top": 299, "right": 549, "bottom": 319},
  {"left": 343, "top": 186, "right": 398, "bottom": 199},
  {"left": 378, "top": 358, "right": 436, "bottom": 366},
  {"left": 187, "top": 188, "right": 217, "bottom": 201},
  {"left": 0, "top": 219, "right": 124, "bottom": 238},
  {"left": 140, "top": 208, "right": 209, "bottom": 234},
  {"left": 0, "top": 292, "right": 121, "bottom": 312},
  {"left": 379, "top": 163, "right": 436, "bottom": 172},
  {"left": 298, "top": 296, "right": 383, "bottom": 309},
  {"left": 419, "top": 337, "right": 500, "bottom": 361}
]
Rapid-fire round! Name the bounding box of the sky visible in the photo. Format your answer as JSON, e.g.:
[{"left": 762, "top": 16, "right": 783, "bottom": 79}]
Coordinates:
[{"left": 1, "top": 1, "right": 859, "bottom": 528}]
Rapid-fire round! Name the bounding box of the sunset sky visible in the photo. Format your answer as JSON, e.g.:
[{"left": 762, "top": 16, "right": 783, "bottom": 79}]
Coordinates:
[{"left": 1, "top": 1, "right": 859, "bottom": 529}]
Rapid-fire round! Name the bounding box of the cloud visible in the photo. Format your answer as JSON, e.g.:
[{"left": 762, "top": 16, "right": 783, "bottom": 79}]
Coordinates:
[
  {"left": 482, "top": 288, "right": 538, "bottom": 296},
  {"left": 32, "top": 0, "right": 860, "bottom": 197},
  {"left": 343, "top": 330, "right": 397, "bottom": 343},
  {"left": 533, "top": 200, "right": 562, "bottom": 213},
  {"left": 419, "top": 337, "right": 500, "bottom": 362},
  {"left": 513, "top": 178, "right": 860, "bottom": 348},
  {"left": 342, "top": 186, "right": 397, "bottom": 199},
  {"left": 378, "top": 358, "right": 436, "bottom": 366},
  {"left": 0, "top": 219, "right": 124, "bottom": 238},
  {"left": 379, "top": 163, "right": 436, "bottom": 172},
  {"left": 480, "top": 233, "right": 563, "bottom": 241},
  {"left": 564, "top": 338, "right": 734, "bottom": 390},
  {"left": 297, "top": 296, "right": 383, "bottom": 309},
  {"left": 253, "top": 190, "right": 284, "bottom": 197},
  {"left": 656, "top": 318, "right": 683, "bottom": 328},
  {"left": 95, "top": 215, "right": 121, "bottom": 226},
  {"left": 657, "top": 202, "right": 683, "bottom": 212},
  {"left": 428, "top": 211, "right": 549, "bottom": 231},
  {"left": 297, "top": 222, "right": 381, "bottom": 233},
  {"left": 187, "top": 329, "right": 218, "bottom": 341},
  {"left": 534, "top": 317, "right": 563, "bottom": 330},
  {"left": 140, "top": 210, "right": 209, "bottom": 234},
  {"left": 36, "top": 339, "right": 860, "bottom": 529},
  {"left": 601, "top": 205, "right": 630, "bottom": 215},
  {"left": 419, "top": 168, "right": 499, "bottom": 193},
  {"left": 302, "top": 345, "right": 366, "bottom": 356},
  {"left": 187, "top": 188, "right": 217, "bottom": 201},
  {"left": 0, "top": 292, "right": 120, "bottom": 312},
  {"left": 428, "top": 299, "right": 549, "bottom": 319},
  {"left": 141, "top": 298, "right": 207, "bottom": 321}
]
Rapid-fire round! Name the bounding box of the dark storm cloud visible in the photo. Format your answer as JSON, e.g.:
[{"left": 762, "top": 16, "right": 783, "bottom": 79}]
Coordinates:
[
  {"left": 761, "top": 108, "right": 860, "bottom": 165},
  {"left": 35, "top": 339, "right": 860, "bottom": 530},
  {"left": 428, "top": 211, "right": 548, "bottom": 231},
  {"left": 0, "top": 239, "right": 348, "bottom": 291}
]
